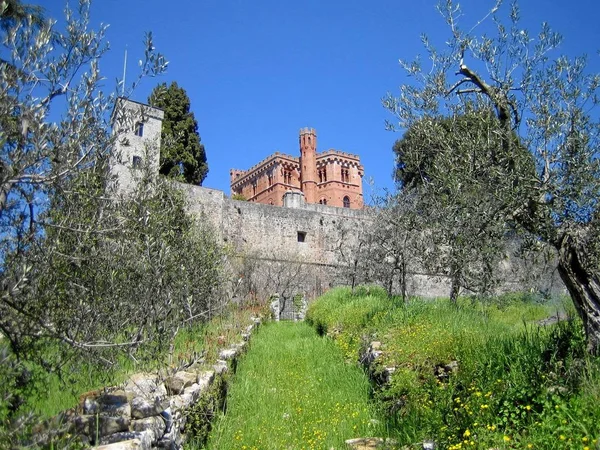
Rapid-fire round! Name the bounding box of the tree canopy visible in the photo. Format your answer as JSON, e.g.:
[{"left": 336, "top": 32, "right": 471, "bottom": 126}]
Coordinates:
[
  {"left": 0, "top": 1, "right": 224, "bottom": 441},
  {"left": 385, "top": 0, "right": 600, "bottom": 352},
  {"left": 148, "top": 81, "right": 208, "bottom": 185}
]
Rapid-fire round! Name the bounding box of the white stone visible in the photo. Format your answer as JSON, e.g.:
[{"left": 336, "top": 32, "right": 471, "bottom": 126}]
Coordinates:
[
  {"left": 124, "top": 373, "right": 167, "bottom": 399},
  {"left": 99, "top": 430, "right": 153, "bottom": 450},
  {"left": 218, "top": 348, "right": 237, "bottom": 360}
]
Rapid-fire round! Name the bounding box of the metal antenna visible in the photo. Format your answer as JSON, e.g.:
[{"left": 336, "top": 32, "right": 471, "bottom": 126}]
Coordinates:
[{"left": 122, "top": 46, "right": 128, "bottom": 96}]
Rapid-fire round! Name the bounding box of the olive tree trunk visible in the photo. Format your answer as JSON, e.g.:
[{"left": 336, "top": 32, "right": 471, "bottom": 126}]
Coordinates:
[{"left": 556, "top": 231, "right": 600, "bottom": 355}]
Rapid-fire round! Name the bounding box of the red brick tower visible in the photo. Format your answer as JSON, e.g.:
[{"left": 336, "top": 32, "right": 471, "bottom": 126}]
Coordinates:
[{"left": 299, "top": 127, "right": 317, "bottom": 203}]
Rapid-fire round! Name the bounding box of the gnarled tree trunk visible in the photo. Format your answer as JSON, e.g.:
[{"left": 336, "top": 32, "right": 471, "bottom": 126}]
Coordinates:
[{"left": 556, "top": 230, "right": 600, "bottom": 355}]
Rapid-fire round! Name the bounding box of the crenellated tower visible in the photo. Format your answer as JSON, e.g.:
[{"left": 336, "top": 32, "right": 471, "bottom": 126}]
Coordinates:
[{"left": 299, "top": 127, "right": 317, "bottom": 203}]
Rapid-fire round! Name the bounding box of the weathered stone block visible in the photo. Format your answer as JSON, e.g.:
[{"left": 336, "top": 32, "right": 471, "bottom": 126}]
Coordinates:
[
  {"left": 131, "top": 416, "right": 166, "bottom": 442},
  {"left": 124, "top": 373, "right": 167, "bottom": 399},
  {"left": 156, "top": 424, "right": 182, "bottom": 449},
  {"left": 213, "top": 361, "right": 228, "bottom": 375},
  {"left": 218, "top": 348, "right": 238, "bottom": 360},
  {"left": 170, "top": 392, "right": 194, "bottom": 411},
  {"left": 71, "top": 414, "right": 129, "bottom": 438},
  {"left": 345, "top": 437, "right": 398, "bottom": 449},
  {"left": 99, "top": 430, "right": 153, "bottom": 449},
  {"left": 197, "top": 370, "right": 215, "bottom": 390},
  {"left": 165, "top": 371, "right": 198, "bottom": 395},
  {"left": 95, "top": 439, "right": 144, "bottom": 450},
  {"left": 130, "top": 396, "right": 168, "bottom": 420}
]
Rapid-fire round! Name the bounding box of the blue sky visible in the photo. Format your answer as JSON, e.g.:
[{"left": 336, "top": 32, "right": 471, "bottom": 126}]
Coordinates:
[{"left": 37, "top": 0, "right": 600, "bottom": 199}]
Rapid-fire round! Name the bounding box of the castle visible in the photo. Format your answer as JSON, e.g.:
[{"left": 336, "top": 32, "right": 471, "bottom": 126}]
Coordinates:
[
  {"left": 109, "top": 98, "right": 562, "bottom": 300},
  {"left": 230, "top": 128, "right": 364, "bottom": 209}
]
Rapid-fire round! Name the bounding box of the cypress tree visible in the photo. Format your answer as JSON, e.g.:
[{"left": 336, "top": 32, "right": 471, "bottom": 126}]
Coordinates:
[{"left": 148, "top": 82, "right": 208, "bottom": 184}]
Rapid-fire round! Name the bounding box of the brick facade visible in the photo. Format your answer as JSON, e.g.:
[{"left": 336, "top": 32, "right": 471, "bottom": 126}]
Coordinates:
[{"left": 230, "top": 128, "right": 364, "bottom": 209}]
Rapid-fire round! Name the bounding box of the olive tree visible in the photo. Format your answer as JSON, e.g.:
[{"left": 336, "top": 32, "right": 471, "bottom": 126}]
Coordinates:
[
  {"left": 0, "top": 0, "right": 226, "bottom": 432},
  {"left": 393, "top": 109, "right": 533, "bottom": 301},
  {"left": 385, "top": 0, "right": 600, "bottom": 352}
]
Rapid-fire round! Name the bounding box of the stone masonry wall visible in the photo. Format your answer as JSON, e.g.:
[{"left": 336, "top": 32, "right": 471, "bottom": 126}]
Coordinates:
[{"left": 177, "top": 183, "right": 564, "bottom": 300}]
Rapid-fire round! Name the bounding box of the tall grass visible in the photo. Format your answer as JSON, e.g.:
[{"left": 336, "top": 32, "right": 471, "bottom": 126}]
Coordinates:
[
  {"left": 27, "top": 304, "right": 264, "bottom": 419},
  {"left": 204, "top": 322, "right": 388, "bottom": 450},
  {"left": 306, "top": 287, "right": 600, "bottom": 449}
]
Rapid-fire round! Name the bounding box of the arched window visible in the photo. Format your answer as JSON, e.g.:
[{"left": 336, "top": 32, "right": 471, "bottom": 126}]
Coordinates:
[{"left": 343, "top": 196, "right": 350, "bottom": 208}]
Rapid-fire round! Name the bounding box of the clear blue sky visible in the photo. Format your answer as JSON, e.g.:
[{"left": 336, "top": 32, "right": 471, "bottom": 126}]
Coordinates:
[{"left": 37, "top": 0, "right": 600, "bottom": 199}]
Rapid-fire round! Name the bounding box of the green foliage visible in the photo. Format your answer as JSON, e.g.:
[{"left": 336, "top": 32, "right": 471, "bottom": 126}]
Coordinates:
[
  {"left": 230, "top": 193, "right": 247, "bottom": 201},
  {"left": 205, "top": 322, "right": 388, "bottom": 450},
  {"left": 384, "top": 0, "right": 600, "bottom": 351},
  {"left": 307, "top": 287, "right": 600, "bottom": 448},
  {"left": 0, "top": 1, "right": 224, "bottom": 442},
  {"left": 185, "top": 374, "right": 229, "bottom": 448},
  {"left": 148, "top": 81, "right": 208, "bottom": 185},
  {"left": 392, "top": 109, "right": 537, "bottom": 300}
]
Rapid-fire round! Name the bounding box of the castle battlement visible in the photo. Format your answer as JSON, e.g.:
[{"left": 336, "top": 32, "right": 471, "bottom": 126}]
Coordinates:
[
  {"left": 230, "top": 127, "right": 364, "bottom": 209},
  {"left": 299, "top": 127, "right": 317, "bottom": 135}
]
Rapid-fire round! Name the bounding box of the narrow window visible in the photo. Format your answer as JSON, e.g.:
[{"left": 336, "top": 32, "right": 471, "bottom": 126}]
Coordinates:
[
  {"left": 323, "top": 167, "right": 327, "bottom": 182},
  {"left": 132, "top": 155, "right": 142, "bottom": 169},
  {"left": 297, "top": 231, "right": 306, "bottom": 243},
  {"left": 268, "top": 173, "right": 273, "bottom": 186},
  {"left": 252, "top": 182, "right": 257, "bottom": 196},
  {"left": 134, "top": 122, "right": 144, "bottom": 137},
  {"left": 343, "top": 196, "right": 350, "bottom": 208}
]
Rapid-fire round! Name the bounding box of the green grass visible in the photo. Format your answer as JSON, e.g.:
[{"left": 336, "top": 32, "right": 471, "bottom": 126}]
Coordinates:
[
  {"left": 17, "top": 304, "right": 265, "bottom": 420},
  {"left": 306, "top": 287, "right": 600, "bottom": 449},
  {"left": 203, "top": 322, "right": 388, "bottom": 450}
]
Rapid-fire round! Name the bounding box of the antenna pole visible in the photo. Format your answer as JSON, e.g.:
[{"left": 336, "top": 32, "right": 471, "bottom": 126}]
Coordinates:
[{"left": 122, "top": 47, "right": 128, "bottom": 96}]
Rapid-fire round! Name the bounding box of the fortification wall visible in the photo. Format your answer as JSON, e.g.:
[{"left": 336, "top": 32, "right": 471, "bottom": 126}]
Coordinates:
[
  {"left": 180, "top": 183, "right": 368, "bottom": 266},
  {"left": 177, "top": 183, "right": 563, "bottom": 300}
]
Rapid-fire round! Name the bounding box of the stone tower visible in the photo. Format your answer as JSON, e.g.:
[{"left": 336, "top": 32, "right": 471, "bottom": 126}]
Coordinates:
[
  {"left": 109, "top": 98, "right": 164, "bottom": 193},
  {"left": 299, "top": 127, "right": 317, "bottom": 204}
]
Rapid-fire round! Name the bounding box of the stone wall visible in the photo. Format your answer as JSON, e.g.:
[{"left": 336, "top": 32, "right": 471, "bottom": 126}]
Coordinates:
[
  {"left": 177, "top": 183, "right": 563, "bottom": 300},
  {"left": 34, "top": 318, "right": 262, "bottom": 449}
]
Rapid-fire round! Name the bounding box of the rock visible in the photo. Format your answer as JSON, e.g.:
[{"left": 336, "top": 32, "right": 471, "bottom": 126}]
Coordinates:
[
  {"left": 71, "top": 414, "right": 129, "bottom": 438},
  {"left": 83, "top": 397, "right": 99, "bottom": 415},
  {"left": 160, "top": 407, "right": 173, "bottom": 433},
  {"left": 124, "top": 373, "right": 167, "bottom": 399},
  {"left": 90, "top": 390, "right": 132, "bottom": 418},
  {"left": 382, "top": 366, "right": 396, "bottom": 383},
  {"left": 345, "top": 437, "right": 398, "bottom": 449},
  {"left": 213, "top": 361, "right": 228, "bottom": 375},
  {"left": 435, "top": 361, "right": 459, "bottom": 381},
  {"left": 423, "top": 440, "right": 436, "bottom": 449},
  {"left": 131, "top": 416, "right": 166, "bottom": 443},
  {"left": 165, "top": 371, "right": 198, "bottom": 395},
  {"left": 170, "top": 392, "right": 195, "bottom": 411},
  {"left": 183, "top": 383, "right": 204, "bottom": 403},
  {"left": 197, "top": 370, "right": 215, "bottom": 389},
  {"left": 156, "top": 422, "right": 182, "bottom": 449},
  {"left": 99, "top": 430, "right": 153, "bottom": 449},
  {"left": 130, "top": 396, "right": 169, "bottom": 420},
  {"left": 370, "top": 341, "right": 382, "bottom": 351},
  {"left": 445, "top": 361, "right": 459, "bottom": 373},
  {"left": 218, "top": 348, "right": 238, "bottom": 360},
  {"left": 234, "top": 341, "right": 247, "bottom": 351},
  {"left": 95, "top": 439, "right": 145, "bottom": 450}
]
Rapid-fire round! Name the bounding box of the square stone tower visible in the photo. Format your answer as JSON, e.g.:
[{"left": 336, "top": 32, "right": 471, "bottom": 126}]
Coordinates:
[{"left": 109, "top": 98, "right": 164, "bottom": 193}]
